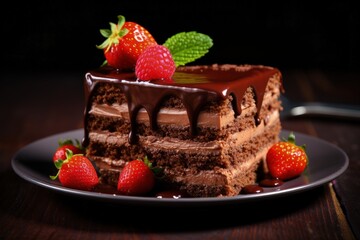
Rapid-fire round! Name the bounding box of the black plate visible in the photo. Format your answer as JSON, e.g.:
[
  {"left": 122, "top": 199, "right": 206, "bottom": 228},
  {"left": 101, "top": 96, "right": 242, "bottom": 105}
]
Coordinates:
[{"left": 11, "top": 129, "right": 349, "bottom": 207}]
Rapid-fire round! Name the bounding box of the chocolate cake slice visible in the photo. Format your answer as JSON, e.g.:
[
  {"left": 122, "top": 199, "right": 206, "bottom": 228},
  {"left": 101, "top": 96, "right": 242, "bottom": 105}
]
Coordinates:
[{"left": 82, "top": 64, "right": 283, "bottom": 197}]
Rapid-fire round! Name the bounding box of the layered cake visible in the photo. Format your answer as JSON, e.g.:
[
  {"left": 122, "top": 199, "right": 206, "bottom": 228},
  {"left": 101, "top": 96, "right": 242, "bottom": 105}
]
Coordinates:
[{"left": 82, "top": 64, "right": 283, "bottom": 197}]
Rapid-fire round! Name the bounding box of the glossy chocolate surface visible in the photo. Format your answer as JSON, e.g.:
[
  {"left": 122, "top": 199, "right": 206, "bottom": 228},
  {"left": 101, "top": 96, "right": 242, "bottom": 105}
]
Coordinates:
[{"left": 83, "top": 64, "right": 281, "bottom": 145}]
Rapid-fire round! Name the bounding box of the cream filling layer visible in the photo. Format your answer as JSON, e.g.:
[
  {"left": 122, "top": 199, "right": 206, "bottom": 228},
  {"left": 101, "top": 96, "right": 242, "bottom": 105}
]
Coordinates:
[
  {"left": 90, "top": 102, "right": 237, "bottom": 129},
  {"left": 88, "top": 110, "right": 280, "bottom": 165},
  {"left": 89, "top": 89, "right": 280, "bottom": 129}
]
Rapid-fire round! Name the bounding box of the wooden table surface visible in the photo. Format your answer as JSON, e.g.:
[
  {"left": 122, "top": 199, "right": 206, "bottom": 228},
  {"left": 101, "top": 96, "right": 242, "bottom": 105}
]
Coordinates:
[{"left": 1, "top": 69, "right": 359, "bottom": 240}]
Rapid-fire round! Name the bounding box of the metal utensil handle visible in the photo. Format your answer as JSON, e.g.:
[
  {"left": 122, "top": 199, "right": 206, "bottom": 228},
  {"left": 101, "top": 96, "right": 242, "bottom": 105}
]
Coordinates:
[{"left": 289, "top": 103, "right": 360, "bottom": 120}]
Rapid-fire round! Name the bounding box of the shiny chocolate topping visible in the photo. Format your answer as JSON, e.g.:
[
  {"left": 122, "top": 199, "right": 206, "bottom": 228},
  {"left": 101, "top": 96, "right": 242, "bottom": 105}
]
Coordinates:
[{"left": 83, "top": 64, "right": 281, "bottom": 145}]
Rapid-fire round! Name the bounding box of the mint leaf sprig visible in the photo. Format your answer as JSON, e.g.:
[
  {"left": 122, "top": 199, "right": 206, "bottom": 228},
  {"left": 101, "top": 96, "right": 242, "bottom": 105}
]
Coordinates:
[{"left": 163, "top": 31, "right": 213, "bottom": 67}]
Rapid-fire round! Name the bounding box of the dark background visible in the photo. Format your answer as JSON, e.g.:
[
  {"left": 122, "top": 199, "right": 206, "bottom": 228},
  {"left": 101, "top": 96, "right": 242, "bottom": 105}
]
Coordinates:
[{"left": 1, "top": 0, "right": 359, "bottom": 74}]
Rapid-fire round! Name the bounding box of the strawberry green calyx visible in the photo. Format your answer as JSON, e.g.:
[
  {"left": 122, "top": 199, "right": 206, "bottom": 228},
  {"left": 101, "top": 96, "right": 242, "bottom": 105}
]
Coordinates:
[
  {"left": 163, "top": 31, "right": 213, "bottom": 67},
  {"left": 143, "top": 155, "right": 152, "bottom": 168},
  {"left": 58, "top": 139, "right": 74, "bottom": 147},
  {"left": 143, "top": 156, "right": 163, "bottom": 177},
  {"left": 49, "top": 149, "right": 82, "bottom": 180},
  {"left": 284, "top": 132, "right": 306, "bottom": 152},
  {"left": 58, "top": 138, "right": 83, "bottom": 150},
  {"left": 96, "top": 15, "right": 129, "bottom": 53},
  {"left": 286, "top": 132, "right": 296, "bottom": 144}
]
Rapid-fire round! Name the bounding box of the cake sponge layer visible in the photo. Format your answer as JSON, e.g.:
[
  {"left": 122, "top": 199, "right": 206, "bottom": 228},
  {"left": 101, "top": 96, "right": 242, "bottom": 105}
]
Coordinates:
[{"left": 83, "top": 64, "right": 283, "bottom": 197}]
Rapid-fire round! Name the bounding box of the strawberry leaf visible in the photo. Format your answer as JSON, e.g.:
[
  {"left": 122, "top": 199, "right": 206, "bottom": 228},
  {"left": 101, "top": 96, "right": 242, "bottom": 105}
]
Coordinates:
[
  {"left": 50, "top": 159, "right": 64, "bottom": 180},
  {"left": 287, "top": 132, "right": 296, "bottom": 144},
  {"left": 284, "top": 132, "right": 306, "bottom": 151},
  {"left": 96, "top": 15, "right": 129, "bottom": 52},
  {"left": 163, "top": 31, "right": 213, "bottom": 67},
  {"left": 143, "top": 156, "right": 163, "bottom": 178},
  {"left": 58, "top": 138, "right": 74, "bottom": 147},
  {"left": 58, "top": 138, "right": 84, "bottom": 151},
  {"left": 99, "top": 29, "right": 111, "bottom": 38},
  {"left": 54, "top": 159, "right": 64, "bottom": 170}
]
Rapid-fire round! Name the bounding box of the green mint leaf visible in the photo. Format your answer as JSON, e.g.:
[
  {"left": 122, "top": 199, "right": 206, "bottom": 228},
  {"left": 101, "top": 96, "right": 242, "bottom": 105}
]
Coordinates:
[{"left": 163, "top": 31, "right": 213, "bottom": 67}]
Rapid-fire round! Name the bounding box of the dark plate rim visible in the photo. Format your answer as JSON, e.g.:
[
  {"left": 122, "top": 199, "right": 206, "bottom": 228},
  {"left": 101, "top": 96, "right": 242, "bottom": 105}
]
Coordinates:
[{"left": 11, "top": 129, "right": 349, "bottom": 207}]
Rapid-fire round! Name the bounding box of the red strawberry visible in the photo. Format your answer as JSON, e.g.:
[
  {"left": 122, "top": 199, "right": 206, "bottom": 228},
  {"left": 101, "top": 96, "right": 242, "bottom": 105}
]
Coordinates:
[
  {"left": 266, "top": 132, "right": 308, "bottom": 181},
  {"left": 135, "top": 45, "right": 176, "bottom": 81},
  {"left": 53, "top": 139, "right": 83, "bottom": 162},
  {"left": 97, "top": 15, "right": 157, "bottom": 70},
  {"left": 50, "top": 150, "right": 99, "bottom": 191},
  {"left": 117, "top": 157, "right": 157, "bottom": 196}
]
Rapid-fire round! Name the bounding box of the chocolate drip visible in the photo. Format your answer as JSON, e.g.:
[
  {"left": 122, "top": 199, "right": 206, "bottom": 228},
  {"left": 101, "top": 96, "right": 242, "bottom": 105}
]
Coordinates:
[
  {"left": 120, "top": 81, "right": 218, "bottom": 143},
  {"left": 83, "top": 64, "right": 281, "bottom": 145}
]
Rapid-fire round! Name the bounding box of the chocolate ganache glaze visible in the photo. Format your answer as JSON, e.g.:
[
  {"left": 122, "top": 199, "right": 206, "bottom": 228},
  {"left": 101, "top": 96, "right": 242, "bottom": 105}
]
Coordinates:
[{"left": 83, "top": 64, "right": 281, "bottom": 145}]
